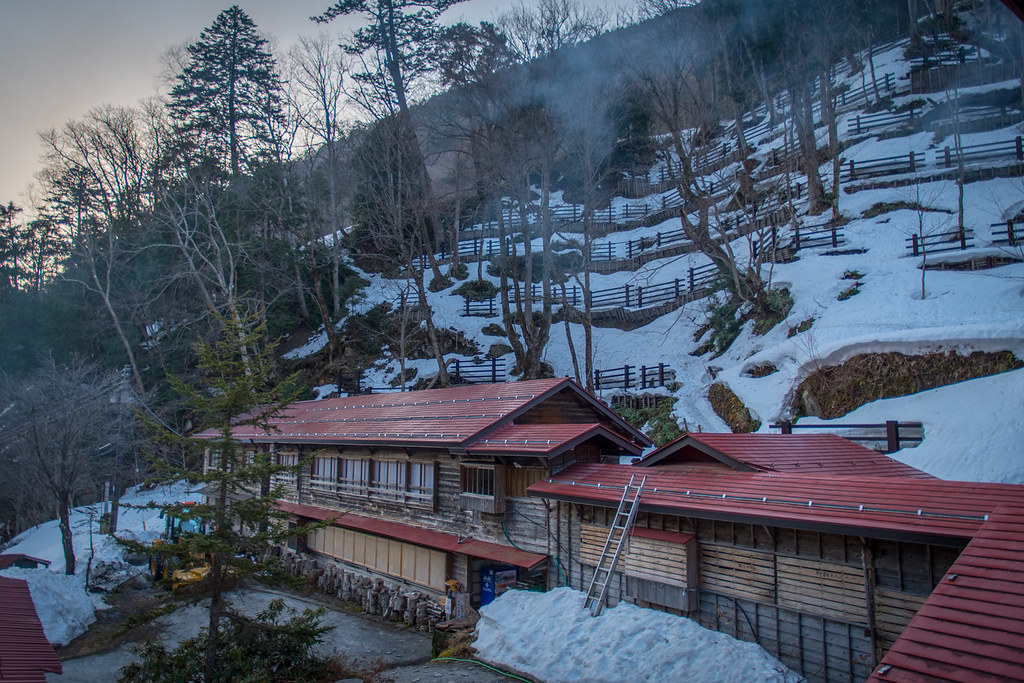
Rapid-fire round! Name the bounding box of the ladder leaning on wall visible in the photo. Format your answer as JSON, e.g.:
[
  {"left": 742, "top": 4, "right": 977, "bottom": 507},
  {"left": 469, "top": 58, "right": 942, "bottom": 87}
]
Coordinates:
[{"left": 583, "top": 474, "right": 647, "bottom": 617}]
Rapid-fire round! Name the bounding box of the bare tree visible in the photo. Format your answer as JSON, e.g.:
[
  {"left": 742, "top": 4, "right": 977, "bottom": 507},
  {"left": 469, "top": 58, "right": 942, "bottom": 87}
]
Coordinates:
[
  {"left": 0, "top": 359, "right": 119, "bottom": 574},
  {"left": 496, "top": 0, "right": 609, "bottom": 62}
]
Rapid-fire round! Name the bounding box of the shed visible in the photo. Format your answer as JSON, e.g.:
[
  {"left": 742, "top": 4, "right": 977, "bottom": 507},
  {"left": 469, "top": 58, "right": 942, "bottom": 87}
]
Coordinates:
[{"left": 0, "top": 555, "right": 51, "bottom": 571}]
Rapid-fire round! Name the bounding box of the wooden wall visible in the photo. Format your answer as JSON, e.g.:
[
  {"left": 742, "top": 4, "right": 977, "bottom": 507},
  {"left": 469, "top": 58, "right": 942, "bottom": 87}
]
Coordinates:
[{"left": 560, "top": 503, "right": 964, "bottom": 683}]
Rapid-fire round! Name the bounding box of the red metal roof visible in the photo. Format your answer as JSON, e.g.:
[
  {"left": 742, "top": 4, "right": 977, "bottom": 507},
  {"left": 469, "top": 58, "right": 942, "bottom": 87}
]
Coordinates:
[
  {"left": 277, "top": 501, "right": 547, "bottom": 569},
  {"left": 528, "top": 463, "right": 1024, "bottom": 543},
  {"left": 870, "top": 505, "right": 1024, "bottom": 682},
  {"left": 638, "top": 432, "right": 932, "bottom": 478},
  {"left": 0, "top": 576, "right": 62, "bottom": 682},
  {"left": 197, "top": 378, "right": 650, "bottom": 452},
  {"left": 465, "top": 423, "right": 644, "bottom": 457}
]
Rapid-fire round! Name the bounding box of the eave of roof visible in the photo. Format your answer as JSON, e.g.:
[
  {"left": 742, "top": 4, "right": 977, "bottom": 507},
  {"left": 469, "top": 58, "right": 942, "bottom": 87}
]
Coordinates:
[
  {"left": 276, "top": 501, "right": 547, "bottom": 569},
  {"left": 0, "top": 576, "right": 62, "bottom": 681},
  {"left": 528, "top": 463, "right": 1024, "bottom": 543},
  {"left": 637, "top": 432, "right": 932, "bottom": 478},
  {"left": 869, "top": 505, "right": 1024, "bottom": 682},
  {"left": 465, "top": 423, "right": 645, "bottom": 457}
]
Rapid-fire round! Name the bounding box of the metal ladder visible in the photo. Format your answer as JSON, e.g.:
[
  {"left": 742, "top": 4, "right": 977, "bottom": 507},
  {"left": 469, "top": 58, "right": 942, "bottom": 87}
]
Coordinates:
[{"left": 583, "top": 474, "right": 646, "bottom": 616}]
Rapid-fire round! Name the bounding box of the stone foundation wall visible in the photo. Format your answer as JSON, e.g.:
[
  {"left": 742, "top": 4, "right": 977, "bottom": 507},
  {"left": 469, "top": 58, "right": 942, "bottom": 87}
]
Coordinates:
[{"left": 279, "top": 551, "right": 444, "bottom": 630}]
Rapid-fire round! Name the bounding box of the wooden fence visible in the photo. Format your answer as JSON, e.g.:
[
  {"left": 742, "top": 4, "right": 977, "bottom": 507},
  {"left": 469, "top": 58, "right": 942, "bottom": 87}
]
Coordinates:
[
  {"left": 844, "top": 136, "right": 1024, "bottom": 184},
  {"left": 906, "top": 228, "right": 975, "bottom": 256},
  {"left": 771, "top": 420, "right": 923, "bottom": 454},
  {"left": 449, "top": 357, "right": 506, "bottom": 384},
  {"left": 461, "top": 263, "right": 718, "bottom": 318},
  {"left": 990, "top": 219, "right": 1022, "bottom": 246},
  {"left": 594, "top": 363, "right": 676, "bottom": 391}
]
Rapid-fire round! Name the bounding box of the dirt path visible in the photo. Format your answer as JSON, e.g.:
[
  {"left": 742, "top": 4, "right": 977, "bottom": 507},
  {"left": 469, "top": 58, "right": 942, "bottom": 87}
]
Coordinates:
[{"left": 48, "top": 580, "right": 515, "bottom": 682}]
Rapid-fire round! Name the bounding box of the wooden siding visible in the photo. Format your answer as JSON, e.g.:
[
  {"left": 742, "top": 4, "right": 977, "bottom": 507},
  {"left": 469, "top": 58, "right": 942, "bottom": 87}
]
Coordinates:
[
  {"left": 307, "top": 525, "right": 447, "bottom": 590},
  {"left": 874, "top": 587, "right": 929, "bottom": 654},
  {"left": 698, "top": 591, "right": 876, "bottom": 682},
  {"left": 776, "top": 556, "right": 868, "bottom": 623},
  {"left": 700, "top": 544, "right": 776, "bottom": 603}
]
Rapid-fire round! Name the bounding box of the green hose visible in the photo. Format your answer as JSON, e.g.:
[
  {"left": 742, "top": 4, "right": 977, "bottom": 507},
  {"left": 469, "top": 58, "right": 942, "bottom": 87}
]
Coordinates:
[
  {"left": 432, "top": 656, "right": 533, "bottom": 682},
  {"left": 500, "top": 515, "right": 568, "bottom": 587}
]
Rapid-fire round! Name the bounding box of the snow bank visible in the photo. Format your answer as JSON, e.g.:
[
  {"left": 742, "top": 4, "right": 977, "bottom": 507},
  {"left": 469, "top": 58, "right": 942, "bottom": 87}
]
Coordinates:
[
  {"left": 0, "top": 567, "right": 97, "bottom": 646},
  {"left": 0, "top": 481, "right": 196, "bottom": 645},
  {"left": 474, "top": 588, "right": 801, "bottom": 683}
]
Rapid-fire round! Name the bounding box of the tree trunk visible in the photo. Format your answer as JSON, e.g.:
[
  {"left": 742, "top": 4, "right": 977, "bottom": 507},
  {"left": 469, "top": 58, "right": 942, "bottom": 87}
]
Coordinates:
[{"left": 58, "top": 493, "right": 75, "bottom": 575}]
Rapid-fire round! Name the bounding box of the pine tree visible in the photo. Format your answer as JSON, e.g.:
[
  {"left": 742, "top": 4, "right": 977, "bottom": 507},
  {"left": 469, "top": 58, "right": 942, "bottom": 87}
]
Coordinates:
[
  {"left": 129, "top": 309, "right": 315, "bottom": 681},
  {"left": 169, "top": 6, "right": 285, "bottom": 177}
]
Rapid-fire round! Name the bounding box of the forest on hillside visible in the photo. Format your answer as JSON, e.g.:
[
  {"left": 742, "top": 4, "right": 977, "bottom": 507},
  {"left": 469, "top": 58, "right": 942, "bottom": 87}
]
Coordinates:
[{"left": 1, "top": 0, "right": 1021, "bottom": 541}]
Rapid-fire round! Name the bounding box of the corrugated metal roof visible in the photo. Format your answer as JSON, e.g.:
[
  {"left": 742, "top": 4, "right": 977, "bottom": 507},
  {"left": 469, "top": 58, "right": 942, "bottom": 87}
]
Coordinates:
[
  {"left": 528, "top": 463, "right": 1024, "bottom": 542},
  {"left": 638, "top": 433, "right": 932, "bottom": 478},
  {"left": 465, "top": 423, "right": 644, "bottom": 456},
  {"left": 277, "top": 501, "right": 547, "bottom": 569},
  {"left": 0, "top": 576, "right": 62, "bottom": 682},
  {"left": 197, "top": 378, "right": 651, "bottom": 450},
  {"left": 870, "top": 505, "right": 1024, "bottom": 682}
]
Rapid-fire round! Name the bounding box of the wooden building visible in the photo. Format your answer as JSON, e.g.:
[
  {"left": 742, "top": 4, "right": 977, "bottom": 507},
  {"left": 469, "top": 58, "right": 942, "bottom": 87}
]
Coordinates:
[
  {"left": 528, "top": 461, "right": 1024, "bottom": 682},
  {"left": 203, "top": 378, "right": 651, "bottom": 615}
]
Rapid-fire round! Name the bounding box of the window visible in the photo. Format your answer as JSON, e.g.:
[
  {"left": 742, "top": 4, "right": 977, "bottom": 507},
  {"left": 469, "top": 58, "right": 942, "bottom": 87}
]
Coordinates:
[
  {"left": 339, "top": 458, "right": 370, "bottom": 494},
  {"left": 311, "top": 456, "right": 339, "bottom": 492},
  {"left": 460, "top": 465, "right": 504, "bottom": 513},
  {"left": 273, "top": 452, "right": 298, "bottom": 486},
  {"left": 372, "top": 460, "right": 406, "bottom": 500},
  {"left": 408, "top": 462, "right": 435, "bottom": 504},
  {"left": 461, "top": 465, "right": 495, "bottom": 496}
]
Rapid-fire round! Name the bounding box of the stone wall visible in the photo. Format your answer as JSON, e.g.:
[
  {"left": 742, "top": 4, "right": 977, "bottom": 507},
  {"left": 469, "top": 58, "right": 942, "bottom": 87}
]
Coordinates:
[{"left": 279, "top": 551, "right": 444, "bottom": 630}]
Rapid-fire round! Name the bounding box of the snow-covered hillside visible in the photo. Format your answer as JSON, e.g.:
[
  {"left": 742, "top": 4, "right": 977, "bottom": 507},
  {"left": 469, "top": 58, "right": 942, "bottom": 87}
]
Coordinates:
[{"left": 292, "top": 38, "right": 1024, "bottom": 484}]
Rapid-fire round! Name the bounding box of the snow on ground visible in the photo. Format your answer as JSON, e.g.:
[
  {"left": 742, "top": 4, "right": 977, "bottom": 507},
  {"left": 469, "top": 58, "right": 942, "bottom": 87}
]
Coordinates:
[
  {"left": 1, "top": 481, "right": 195, "bottom": 645},
  {"left": 475, "top": 588, "right": 801, "bottom": 683}
]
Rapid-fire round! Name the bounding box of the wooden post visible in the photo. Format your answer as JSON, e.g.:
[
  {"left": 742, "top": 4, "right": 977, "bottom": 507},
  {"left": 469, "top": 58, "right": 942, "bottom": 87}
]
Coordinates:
[
  {"left": 595, "top": 370, "right": 602, "bottom": 391},
  {"left": 640, "top": 365, "right": 647, "bottom": 389},
  {"left": 1009, "top": 220, "right": 1017, "bottom": 247},
  {"left": 912, "top": 234, "right": 920, "bottom": 256},
  {"left": 688, "top": 267, "right": 695, "bottom": 292},
  {"left": 855, "top": 115, "right": 862, "bottom": 135},
  {"left": 637, "top": 286, "right": 643, "bottom": 308},
  {"left": 624, "top": 365, "right": 633, "bottom": 389},
  {"left": 658, "top": 363, "right": 665, "bottom": 387},
  {"left": 779, "top": 420, "right": 793, "bottom": 434},
  {"left": 831, "top": 226, "right": 838, "bottom": 248},
  {"left": 959, "top": 227, "right": 967, "bottom": 250},
  {"left": 944, "top": 147, "right": 952, "bottom": 168},
  {"left": 1016, "top": 136, "right": 1023, "bottom": 162},
  {"left": 624, "top": 283, "right": 631, "bottom": 307},
  {"left": 490, "top": 358, "right": 497, "bottom": 383},
  {"left": 909, "top": 152, "right": 916, "bottom": 173},
  {"left": 885, "top": 420, "right": 900, "bottom": 453},
  {"left": 674, "top": 278, "right": 680, "bottom": 300}
]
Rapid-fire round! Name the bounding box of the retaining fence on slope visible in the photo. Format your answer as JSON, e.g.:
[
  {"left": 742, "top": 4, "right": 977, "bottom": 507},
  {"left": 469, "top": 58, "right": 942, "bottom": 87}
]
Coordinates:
[
  {"left": 906, "top": 228, "right": 976, "bottom": 256},
  {"left": 460, "top": 263, "right": 719, "bottom": 318},
  {"left": 594, "top": 363, "right": 676, "bottom": 391}
]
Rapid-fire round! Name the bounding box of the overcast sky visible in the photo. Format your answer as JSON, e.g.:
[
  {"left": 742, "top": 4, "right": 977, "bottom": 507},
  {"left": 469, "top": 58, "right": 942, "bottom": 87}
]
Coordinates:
[{"left": 0, "top": 0, "right": 516, "bottom": 207}]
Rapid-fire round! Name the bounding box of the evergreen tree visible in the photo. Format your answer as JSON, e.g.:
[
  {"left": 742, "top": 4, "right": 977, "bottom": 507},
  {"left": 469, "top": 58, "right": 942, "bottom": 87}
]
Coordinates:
[
  {"left": 128, "top": 309, "right": 314, "bottom": 682},
  {"left": 169, "top": 6, "right": 285, "bottom": 177}
]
